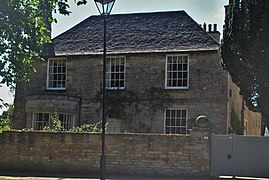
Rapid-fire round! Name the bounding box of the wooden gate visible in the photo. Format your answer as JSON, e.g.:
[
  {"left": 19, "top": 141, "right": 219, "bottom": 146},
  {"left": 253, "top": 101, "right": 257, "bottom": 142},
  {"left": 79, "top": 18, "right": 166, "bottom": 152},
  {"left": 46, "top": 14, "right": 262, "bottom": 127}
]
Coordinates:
[{"left": 211, "top": 134, "right": 269, "bottom": 178}]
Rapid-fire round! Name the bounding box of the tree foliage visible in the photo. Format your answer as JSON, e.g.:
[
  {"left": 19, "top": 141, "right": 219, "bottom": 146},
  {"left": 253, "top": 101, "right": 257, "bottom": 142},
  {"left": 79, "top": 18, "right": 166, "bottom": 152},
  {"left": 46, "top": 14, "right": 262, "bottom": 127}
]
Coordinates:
[
  {"left": 0, "top": 0, "right": 87, "bottom": 88},
  {"left": 221, "top": 0, "right": 269, "bottom": 129},
  {"left": 0, "top": 103, "right": 13, "bottom": 133}
]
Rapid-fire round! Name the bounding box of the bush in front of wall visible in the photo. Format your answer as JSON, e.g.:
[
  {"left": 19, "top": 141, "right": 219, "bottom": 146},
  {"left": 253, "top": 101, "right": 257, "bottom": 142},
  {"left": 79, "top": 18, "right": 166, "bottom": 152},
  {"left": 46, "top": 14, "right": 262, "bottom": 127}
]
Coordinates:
[
  {"left": 70, "top": 121, "right": 102, "bottom": 133},
  {"left": 228, "top": 106, "right": 244, "bottom": 135}
]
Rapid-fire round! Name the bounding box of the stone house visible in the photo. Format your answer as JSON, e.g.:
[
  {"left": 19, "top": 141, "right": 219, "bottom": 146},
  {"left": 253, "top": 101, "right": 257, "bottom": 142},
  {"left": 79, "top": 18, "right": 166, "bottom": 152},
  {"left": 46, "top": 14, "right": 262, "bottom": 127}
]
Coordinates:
[{"left": 13, "top": 10, "right": 260, "bottom": 135}]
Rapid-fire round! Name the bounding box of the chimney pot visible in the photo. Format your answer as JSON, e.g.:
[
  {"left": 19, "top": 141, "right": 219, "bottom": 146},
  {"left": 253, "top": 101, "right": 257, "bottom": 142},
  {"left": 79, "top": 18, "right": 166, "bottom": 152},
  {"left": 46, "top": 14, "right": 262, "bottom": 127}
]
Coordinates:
[
  {"left": 208, "top": 24, "right": 212, "bottom": 32},
  {"left": 214, "top": 24, "right": 217, "bottom": 32},
  {"left": 203, "top": 23, "right": 207, "bottom": 31}
]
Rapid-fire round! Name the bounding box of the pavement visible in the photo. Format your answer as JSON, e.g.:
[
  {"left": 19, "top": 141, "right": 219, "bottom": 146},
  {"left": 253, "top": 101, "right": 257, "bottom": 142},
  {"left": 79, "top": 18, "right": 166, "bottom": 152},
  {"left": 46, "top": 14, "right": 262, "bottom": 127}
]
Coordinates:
[
  {"left": 0, "top": 170, "right": 220, "bottom": 180},
  {"left": 0, "top": 175, "right": 219, "bottom": 180},
  {"left": 1, "top": 174, "right": 269, "bottom": 180},
  {"left": 0, "top": 176, "right": 217, "bottom": 180}
]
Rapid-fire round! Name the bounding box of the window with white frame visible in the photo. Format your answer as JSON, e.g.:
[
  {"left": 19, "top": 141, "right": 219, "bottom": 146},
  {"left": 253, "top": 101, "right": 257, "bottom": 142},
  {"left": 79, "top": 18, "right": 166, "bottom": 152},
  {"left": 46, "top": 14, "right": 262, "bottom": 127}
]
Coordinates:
[
  {"left": 106, "top": 56, "right": 125, "bottom": 89},
  {"left": 32, "top": 112, "right": 74, "bottom": 130},
  {"left": 47, "top": 58, "right": 67, "bottom": 90},
  {"left": 58, "top": 113, "right": 74, "bottom": 130},
  {"left": 165, "top": 109, "right": 188, "bottom": 134},
  {"left": 33, "top": 112, "right": 50, "bottom": 130},
  {"left": 166, "top": 55, "right": 189, "bottom": 89}
]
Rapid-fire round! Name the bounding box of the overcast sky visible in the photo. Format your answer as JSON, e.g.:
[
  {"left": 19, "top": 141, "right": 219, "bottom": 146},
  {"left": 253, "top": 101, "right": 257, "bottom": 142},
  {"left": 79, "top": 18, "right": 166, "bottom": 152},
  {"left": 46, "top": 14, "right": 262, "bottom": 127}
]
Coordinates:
[{"left": 0, "top": 0, "right": 228, "bottom": 113}]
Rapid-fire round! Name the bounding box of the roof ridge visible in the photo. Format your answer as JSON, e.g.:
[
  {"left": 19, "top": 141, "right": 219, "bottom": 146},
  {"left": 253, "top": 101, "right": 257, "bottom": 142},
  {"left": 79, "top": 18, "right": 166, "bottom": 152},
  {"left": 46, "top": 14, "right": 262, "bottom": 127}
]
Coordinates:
[
  {"left": 52, "top": 10, "right": 188, "bottom": 40},
  {"left": 91, "top": 10, "right": 186, "bottom": 17}
]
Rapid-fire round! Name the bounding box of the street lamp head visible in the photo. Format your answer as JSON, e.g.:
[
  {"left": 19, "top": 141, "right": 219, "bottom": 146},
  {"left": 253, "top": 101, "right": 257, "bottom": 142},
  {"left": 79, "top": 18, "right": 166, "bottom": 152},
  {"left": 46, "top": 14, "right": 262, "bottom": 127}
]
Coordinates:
[{"left": 94, "top": 0, "right": 116, "bottom": 15}]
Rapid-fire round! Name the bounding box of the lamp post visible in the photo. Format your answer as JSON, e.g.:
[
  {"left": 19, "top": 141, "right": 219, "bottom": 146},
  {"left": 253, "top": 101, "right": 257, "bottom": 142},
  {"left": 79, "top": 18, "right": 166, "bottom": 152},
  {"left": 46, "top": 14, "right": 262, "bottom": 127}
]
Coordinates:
[{"left": 94, "top": 0, "right": 115, "bottom": 180}]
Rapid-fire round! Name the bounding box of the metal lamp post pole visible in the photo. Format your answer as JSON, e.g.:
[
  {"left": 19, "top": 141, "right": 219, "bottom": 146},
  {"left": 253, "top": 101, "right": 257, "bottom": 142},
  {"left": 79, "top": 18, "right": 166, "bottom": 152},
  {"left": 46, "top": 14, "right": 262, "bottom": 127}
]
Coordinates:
[
  {"left": 94, "top": 1, "right": 115, "bottom": 179},
  {"left": 100, "top": 13, "right": 107, "bottom": 180}
]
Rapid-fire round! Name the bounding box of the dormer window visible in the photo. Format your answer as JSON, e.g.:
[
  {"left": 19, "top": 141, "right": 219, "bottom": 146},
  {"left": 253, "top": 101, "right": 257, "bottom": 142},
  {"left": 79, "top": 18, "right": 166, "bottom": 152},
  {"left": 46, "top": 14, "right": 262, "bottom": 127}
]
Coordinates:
[{"left": 47, "top": 58, "right": 67, "bottom": 90}]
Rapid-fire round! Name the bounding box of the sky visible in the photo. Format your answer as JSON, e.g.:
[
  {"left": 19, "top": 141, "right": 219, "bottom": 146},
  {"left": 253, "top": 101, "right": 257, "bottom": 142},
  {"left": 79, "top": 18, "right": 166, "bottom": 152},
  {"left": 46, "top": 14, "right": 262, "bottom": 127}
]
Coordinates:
[
  {"left": 0, "top": 0, "right": 228, "bottom": 113},
  {"left": 52, "top": 0, "right": 227, "bottom": 38}
]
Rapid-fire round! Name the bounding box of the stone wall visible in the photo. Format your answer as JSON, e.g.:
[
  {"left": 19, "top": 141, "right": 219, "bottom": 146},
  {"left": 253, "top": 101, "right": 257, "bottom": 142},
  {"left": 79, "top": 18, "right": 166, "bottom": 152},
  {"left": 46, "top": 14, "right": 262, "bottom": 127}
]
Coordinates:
[
  {"left": 244, "top": 106, "right": 262, "bottom": 136},
  {"left": 13, "top": 51, "right": 228, "bottom": 134},
  {"left": 0, "top": 127, "right": 211, "bottom": 177},
  {"left": 227, "top": 75, "right": 262, "bottom": 136}
]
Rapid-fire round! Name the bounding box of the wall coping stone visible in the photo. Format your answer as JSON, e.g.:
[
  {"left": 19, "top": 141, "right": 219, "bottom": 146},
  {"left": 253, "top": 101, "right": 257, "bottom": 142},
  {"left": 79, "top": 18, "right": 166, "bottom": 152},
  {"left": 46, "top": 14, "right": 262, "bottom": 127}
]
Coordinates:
[{"left": 6, "top": 130, "right": 191, "bottom": 137}]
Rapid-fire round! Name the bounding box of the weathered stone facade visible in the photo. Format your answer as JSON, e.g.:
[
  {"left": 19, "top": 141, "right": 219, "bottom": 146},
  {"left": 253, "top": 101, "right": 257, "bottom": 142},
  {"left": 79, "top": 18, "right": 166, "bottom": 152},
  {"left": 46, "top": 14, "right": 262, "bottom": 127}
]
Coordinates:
[
  {"left": 0, "top": 125, "right": 211, "bottom": 177},
  {"left": 227, "top": 75, "right": 262, "bottom": 135},
  {"left": 14, "top": 50, "right": 229, "bottom": 134}
]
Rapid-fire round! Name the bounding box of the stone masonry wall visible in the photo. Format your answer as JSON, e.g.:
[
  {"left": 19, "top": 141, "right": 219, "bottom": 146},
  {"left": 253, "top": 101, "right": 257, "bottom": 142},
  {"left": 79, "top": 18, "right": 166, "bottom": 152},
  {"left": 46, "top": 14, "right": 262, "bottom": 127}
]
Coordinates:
[
  {"left": 0, "top": 127, "right": 211, "bottom": 177},
  {"left": 227, "top": 75, "right": 262, "bottom": 135},
  {"left": 13, "top": 51, "right": 228, "bottom": 134}
]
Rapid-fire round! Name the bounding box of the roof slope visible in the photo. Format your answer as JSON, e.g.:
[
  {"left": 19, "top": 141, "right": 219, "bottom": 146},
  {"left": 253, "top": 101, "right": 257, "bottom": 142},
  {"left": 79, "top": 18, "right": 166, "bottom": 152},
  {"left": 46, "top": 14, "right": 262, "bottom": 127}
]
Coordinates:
[{"left": 50, "top": 11, "right": 219, "bottom": 56}]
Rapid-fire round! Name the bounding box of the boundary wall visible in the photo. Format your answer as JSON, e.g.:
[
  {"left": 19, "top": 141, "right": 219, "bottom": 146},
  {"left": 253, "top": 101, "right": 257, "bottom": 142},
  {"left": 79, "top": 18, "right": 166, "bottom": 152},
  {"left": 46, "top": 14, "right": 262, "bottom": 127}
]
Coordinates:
[{"left": 0, "top": 127, "right": 210, "bottom": 177}]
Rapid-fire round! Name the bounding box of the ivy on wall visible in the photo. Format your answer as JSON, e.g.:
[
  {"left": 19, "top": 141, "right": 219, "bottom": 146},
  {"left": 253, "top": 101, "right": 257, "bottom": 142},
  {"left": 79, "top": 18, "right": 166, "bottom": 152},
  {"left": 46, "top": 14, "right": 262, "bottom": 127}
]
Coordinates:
[{"left": 228, "top": 105, "right": 244, "bottom": 135}]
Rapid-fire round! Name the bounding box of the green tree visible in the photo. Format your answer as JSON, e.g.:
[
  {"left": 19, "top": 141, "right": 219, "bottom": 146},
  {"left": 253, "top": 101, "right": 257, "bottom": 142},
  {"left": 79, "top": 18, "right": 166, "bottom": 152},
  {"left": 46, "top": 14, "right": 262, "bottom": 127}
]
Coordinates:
[
  {"left": 0, "top": 0, "right": 87, "bottom": 89},
  {"left": 221, "top": 0, "right": 269, "bottom": 132},
  {"left": 0, "top": 103, "right": 14, "bottom": 133}
]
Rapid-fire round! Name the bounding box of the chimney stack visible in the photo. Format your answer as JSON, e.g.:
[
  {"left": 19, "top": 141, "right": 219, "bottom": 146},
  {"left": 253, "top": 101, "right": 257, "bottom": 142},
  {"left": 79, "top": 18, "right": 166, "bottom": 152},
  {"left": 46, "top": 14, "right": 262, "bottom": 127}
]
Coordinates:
[{"left": 204, "top": 23, "right": 220, "bottom": 44}]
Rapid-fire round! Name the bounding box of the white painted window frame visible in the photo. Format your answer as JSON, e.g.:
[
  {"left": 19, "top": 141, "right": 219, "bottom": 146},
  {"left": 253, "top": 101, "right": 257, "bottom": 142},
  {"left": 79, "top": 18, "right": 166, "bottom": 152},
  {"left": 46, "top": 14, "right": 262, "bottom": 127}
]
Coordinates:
[
  {"left": 46, "top": 57, "right": 67, "bottom": 90},
  {"left": 32, "top": 112, "right": 50, "bottom": 130},
  {"left": 32, "top": 112, "right": 75, "bottom": 130},
  {"left": 106, "top": 56, "right": 126, "bottom": 90},
  {"left": 164, "top": 108, "right": 188, "bottom": 134},
  {"left": 165, "top": 54, "right": 189, "bottom": 89},
  {"left": 58, "top": 113, "right": 75, "bottom": 130}
]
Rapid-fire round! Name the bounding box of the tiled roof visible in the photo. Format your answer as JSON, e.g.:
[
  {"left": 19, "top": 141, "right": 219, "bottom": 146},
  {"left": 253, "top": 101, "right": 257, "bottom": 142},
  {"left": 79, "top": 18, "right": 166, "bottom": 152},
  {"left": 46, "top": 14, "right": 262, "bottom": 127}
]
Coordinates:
[{"left": 47, "top": 11, "right": 219, "bottom": 56}]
